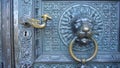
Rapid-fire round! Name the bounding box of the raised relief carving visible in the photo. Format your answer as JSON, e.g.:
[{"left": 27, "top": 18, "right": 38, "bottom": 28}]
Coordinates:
[
  {"left": 34, "top": 63, "right": 120, "bottom": 68},
  {"left": 59, "top": 4, "right": 103, "bottom": 52},
  {"left": 18, "top": 0, "right": 33, "bottom": 67},
  {"left": 17, "top": 0, "right": 120, "bottom": 67},
  {"left": 34, "top": 1, "right": 119, "bottom": 62},
  {"left": 28, "top": 14, "right": 52, "bottom": 28}
]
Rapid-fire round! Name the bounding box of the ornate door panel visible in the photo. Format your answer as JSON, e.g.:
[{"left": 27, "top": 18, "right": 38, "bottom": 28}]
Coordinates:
[{"left": 14, "top": 0, "right": 120, "bottom": 68}]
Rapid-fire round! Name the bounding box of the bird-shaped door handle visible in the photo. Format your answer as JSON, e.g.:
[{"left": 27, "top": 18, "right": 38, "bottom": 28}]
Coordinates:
[{"left": 22, "top": 14, "right": 52, "bottom": 28}]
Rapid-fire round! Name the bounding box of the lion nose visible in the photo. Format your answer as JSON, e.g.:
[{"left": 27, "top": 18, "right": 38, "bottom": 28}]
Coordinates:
[{"left": 82, "top": 25, "right": 90, "bottom": 32}]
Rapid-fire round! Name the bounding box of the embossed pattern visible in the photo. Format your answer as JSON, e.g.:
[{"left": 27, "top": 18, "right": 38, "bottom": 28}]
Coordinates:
[
  {"left": 34, "top": 63, "right": 120, "bottom": 68},
  {"left": 18, "top": 0, "right": 33, "bottom": 67},
  {"left": 35, "top": 1, "right": 119, "bottom": 62},
  {"left": 59, "top": 4, "right": 102, "bottom": 51},
  {"left": 17, "top": 0, "right": 120, "bottom": 68}
]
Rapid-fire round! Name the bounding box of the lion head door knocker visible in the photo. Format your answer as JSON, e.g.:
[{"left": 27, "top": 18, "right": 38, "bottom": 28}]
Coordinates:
[
  {"left": 21, "top": 14, "right": 52, "bottom": 28},
  {"left": 59, "top": 5, "right": 102, "bottom": 64},
  {"left": 69, "top": 18, "right": 98, "bottom": 63}
]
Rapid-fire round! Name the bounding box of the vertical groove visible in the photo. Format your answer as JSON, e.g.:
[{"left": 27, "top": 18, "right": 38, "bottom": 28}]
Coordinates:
[{"left": 10, "top": 0, "right": 15, "bottom": 68}]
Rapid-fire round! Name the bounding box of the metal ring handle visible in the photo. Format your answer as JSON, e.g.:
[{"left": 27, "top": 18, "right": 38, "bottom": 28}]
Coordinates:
[{"left": 69, "top": 37, "right": 98, "bottom": 63}]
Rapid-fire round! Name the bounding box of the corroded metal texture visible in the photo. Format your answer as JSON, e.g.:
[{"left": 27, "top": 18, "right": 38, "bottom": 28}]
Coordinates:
[
  {"left": 1, "top": 0, "right": 14, "bottom": 68},
  {"left": 0, "top": 0, "right": 2, "bottom": 67},
  {"left": 36, "top": 1, "right": 120, "bottom": 62},
  {"left": 14, "top": 0, "right": 120, "bottom": 68},
  {"left": 34, "top": 63, "right": 120, "bottom": 68},
  {"left": 14, "top": 0, "right": 34, "bottom": 67}
]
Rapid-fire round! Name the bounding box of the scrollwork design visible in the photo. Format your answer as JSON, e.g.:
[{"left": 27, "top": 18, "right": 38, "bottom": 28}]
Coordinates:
[{"left": 59, "top": 4, "right": 103, "bottom": 51}]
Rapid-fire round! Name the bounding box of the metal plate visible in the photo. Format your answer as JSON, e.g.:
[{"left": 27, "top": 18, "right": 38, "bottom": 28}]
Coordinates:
[
  {"left": 14, "top": 0, "right": 120, "bottom": 68},
  {"left": 35, "top": 1, "right": 120, "bottom": 62}
]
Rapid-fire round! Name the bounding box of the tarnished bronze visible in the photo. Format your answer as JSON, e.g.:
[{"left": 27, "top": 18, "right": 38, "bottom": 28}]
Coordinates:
[
  {"left": 69, "top": 37, "right": 98, "bottom": 63},
  {"left": 28, "top": 14, "right": 52, "bottom": 28},
  {"left": 69, "top": 18, "right": 98, "bottom": 63},
  {"left": 41, "top": 14, "right": 52, "bottom": 22}
]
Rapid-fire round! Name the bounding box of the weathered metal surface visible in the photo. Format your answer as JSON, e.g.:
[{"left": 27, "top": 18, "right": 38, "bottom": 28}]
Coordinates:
[
  {"left": 1, "top": 0, "right": 14, "bottom": 68},
  {"left": 34, "top": 63, "right": 120, "bottom": 68},
  {"left": 14, "top": 0, "right": 120, "bottom": 68},
  {"left": 14, "top": 0, "right": 34, "bottom": 68},
  {"left": 35, "top": 1, "right": 120, "bottom": 62},
  {"left": 0, "top": 0, "right": 2, "bottom": 67}
]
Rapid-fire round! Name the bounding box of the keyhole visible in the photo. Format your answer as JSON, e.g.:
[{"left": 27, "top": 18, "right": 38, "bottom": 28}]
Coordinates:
[{"left": 24, "top": 31, "right": 27, "bottom": 36}]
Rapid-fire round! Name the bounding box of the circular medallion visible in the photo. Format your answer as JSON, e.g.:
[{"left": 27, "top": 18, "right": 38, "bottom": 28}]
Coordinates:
[{"left": 59, "top": 5, "right": 103, "bottom": 51}]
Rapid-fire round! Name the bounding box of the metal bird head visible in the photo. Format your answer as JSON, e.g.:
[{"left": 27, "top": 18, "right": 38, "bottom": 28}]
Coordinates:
[{"left": 41, "top": 14, "right": 52, "bottom": 22}]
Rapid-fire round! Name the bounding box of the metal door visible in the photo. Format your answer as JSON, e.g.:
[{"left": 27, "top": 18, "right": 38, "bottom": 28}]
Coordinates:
[{"left": 14, "top": 0, "right": 120, "bottom": 68}]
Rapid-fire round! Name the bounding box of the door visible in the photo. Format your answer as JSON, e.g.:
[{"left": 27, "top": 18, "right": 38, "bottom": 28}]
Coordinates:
[{"left": 14, "top": 0, "right": 120, "bottom": 68}]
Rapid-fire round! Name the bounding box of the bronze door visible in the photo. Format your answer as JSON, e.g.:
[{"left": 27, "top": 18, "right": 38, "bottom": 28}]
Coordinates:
[{"left": 3, "top": 0, "right": 120, "bottom": 68}]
